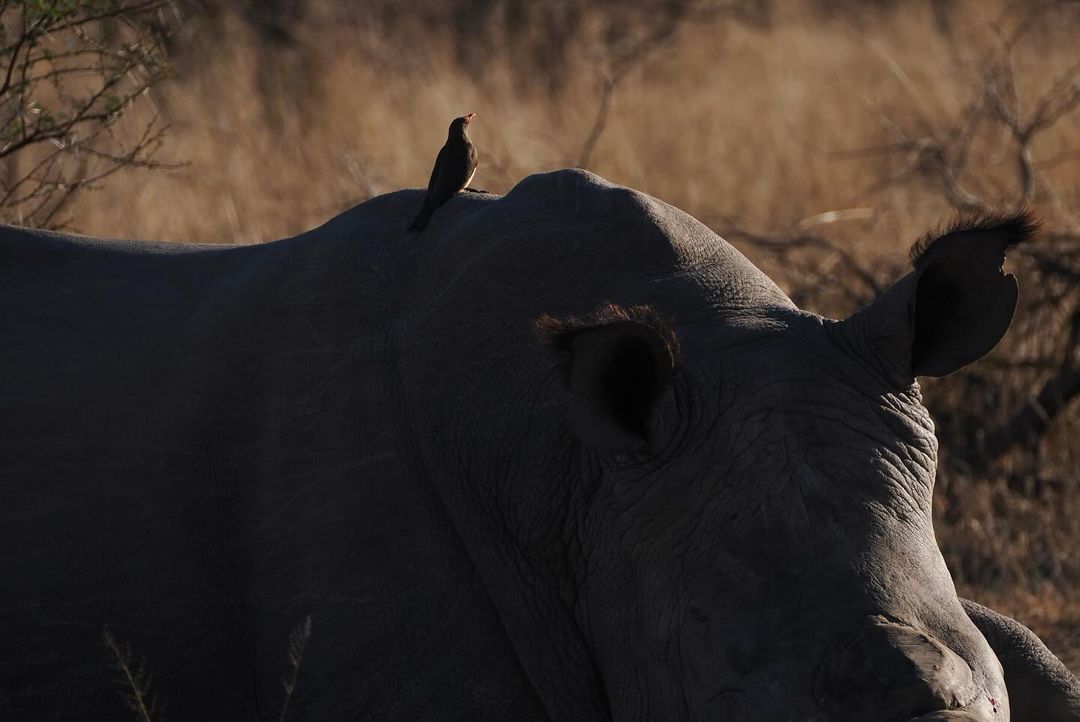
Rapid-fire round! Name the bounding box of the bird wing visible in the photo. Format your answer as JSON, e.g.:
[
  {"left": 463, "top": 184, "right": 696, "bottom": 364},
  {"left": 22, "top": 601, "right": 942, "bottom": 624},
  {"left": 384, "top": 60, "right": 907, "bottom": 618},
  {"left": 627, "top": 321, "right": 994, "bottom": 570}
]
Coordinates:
[
  {"left": 426, "top": 145, "right": 448, "bottom": 194},
  {"left": 462, "top": 142, "right": 478, "bottom": 189}
]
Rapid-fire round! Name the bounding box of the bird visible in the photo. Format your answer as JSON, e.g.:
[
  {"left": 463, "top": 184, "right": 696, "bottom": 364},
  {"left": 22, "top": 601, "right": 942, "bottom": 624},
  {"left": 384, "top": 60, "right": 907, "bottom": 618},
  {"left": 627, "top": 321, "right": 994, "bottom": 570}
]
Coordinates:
[{"left": 408, "top": 113, "right": 478, "bottom": 232}]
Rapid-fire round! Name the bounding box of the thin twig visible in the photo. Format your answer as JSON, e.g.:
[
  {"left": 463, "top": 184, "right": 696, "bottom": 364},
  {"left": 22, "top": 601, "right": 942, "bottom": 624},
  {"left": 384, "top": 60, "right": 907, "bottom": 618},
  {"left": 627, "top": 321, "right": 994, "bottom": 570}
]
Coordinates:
[
  {"left": 277, "top": 615, "right": 312, "bottom": 722},
  {"left": 102, "top": 630, "right": 161, "bottom": 722}
]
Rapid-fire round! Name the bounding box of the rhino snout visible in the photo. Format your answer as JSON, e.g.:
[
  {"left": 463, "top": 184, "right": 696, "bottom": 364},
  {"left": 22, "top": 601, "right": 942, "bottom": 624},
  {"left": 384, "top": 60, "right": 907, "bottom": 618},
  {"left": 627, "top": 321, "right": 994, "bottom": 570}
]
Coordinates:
[{"left": 816, "top": 615, "right": 990, "bottom": 722}]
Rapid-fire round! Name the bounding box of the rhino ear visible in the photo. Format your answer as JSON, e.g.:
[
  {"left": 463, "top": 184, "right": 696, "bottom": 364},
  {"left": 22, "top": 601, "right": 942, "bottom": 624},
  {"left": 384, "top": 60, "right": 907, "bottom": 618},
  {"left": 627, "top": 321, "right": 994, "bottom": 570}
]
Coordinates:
[
  {"left": 845, "top": 211, "right": 1037, "bottom": 381},
  {"left": 537, "top": 304, "right": 679, "bottom": 452}
]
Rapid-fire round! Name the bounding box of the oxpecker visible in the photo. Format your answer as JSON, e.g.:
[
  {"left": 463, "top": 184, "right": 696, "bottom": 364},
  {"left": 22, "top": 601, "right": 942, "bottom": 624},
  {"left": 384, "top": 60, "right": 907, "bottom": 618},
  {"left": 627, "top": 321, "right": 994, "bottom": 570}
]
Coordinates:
[{"left": 408, "top": 113, "right": 479, "bottom": 232}]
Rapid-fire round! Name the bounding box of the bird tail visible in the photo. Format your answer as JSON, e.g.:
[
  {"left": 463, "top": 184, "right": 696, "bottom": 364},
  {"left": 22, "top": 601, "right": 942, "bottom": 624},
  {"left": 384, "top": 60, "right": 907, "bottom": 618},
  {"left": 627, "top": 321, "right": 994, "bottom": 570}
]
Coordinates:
[{"left": 408, "top": 199, "right": 434, "bottom": 232}]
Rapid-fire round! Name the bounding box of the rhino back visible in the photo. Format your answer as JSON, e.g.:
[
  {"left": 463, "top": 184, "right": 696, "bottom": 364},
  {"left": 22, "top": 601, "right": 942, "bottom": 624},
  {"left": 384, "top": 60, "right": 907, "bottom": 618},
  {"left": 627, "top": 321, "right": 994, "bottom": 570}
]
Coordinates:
[
  {"left": 0, "top": 208, "right": 546, "bottom": 719},
  {"left": 0, "top": 169, "right": 798, "bottom": 721}
]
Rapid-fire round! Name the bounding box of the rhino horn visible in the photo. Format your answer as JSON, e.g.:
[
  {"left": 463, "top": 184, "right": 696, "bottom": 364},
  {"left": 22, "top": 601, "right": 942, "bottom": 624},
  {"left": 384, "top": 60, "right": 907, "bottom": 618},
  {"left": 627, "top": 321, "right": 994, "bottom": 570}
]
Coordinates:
[{"left": 816, "top": 616, "right": 984, "bottom": 722}]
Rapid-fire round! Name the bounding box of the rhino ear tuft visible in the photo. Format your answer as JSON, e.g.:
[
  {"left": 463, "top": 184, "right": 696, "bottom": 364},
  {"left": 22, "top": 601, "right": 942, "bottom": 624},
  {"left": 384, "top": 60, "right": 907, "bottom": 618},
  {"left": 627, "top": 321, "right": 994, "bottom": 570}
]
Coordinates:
[
  {"left": 909, "top": 211, "right": 1035, "bottom": 377},
  {"left": 537, "top": 304, "right": 678, "bottom": 452},
  {"left": 908, "top": 209, "right": 1038, "bottom": 270}
]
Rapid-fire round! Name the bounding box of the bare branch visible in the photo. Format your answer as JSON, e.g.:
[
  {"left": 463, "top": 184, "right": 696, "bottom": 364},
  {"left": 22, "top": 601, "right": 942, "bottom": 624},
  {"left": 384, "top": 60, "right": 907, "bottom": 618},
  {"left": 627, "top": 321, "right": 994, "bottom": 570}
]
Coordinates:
[
  {"left": 576, "top": 0, "right": 755, "bottom": 168},
  {"left": 578, "top": 77, "right": 615, "bottom": 169},
  {"left": 0, "top": 12, "right": 48, "bottom": 98},
  {"left": 0, "top": 0, "right": 176, "bottom": 228},
  {"left": 980, "top": 370, "right": 1080, "bottom": 458},
  {"left": 714, "top": 216, "right": 886, "bottom": 301}
]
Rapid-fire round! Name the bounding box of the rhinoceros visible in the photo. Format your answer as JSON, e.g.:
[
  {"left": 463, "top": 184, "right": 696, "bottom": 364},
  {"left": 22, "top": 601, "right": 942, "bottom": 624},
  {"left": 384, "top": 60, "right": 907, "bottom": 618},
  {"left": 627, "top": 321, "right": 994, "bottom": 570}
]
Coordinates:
[{"left": 1, "top": 169, "right": 1077, "bottom": 722}]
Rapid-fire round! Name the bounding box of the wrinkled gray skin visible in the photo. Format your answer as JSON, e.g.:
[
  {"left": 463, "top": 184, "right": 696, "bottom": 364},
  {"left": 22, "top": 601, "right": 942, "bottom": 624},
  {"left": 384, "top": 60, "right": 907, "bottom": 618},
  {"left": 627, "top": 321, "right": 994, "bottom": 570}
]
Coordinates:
[{"left": 1, "top": 169, "right": 1077, "bottom": 721}]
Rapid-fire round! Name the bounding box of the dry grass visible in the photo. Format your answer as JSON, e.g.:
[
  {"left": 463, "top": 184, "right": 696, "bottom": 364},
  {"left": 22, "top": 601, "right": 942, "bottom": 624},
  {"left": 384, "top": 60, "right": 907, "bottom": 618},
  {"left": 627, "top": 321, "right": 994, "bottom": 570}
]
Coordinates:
[{"left": 50, "top": 0, "right": 1080, "bottom": 671}]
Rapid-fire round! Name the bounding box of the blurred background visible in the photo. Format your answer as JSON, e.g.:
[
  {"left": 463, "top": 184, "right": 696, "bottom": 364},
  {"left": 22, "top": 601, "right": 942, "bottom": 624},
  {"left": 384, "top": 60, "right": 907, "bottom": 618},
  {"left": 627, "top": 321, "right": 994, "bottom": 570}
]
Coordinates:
[{"left": 2, "top": 0, "right": 1077, "bottom": 669}]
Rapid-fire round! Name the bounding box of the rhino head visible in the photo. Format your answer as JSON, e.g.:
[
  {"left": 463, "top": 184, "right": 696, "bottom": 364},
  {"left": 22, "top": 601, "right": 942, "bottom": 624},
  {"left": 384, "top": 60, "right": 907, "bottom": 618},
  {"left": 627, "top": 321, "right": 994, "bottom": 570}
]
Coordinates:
[
  {"left": 397, "top": 171, "right": 1069, "bottom": 721},
  {"left": 532, "top": 220, "right": 1022, "bottom": 721}
]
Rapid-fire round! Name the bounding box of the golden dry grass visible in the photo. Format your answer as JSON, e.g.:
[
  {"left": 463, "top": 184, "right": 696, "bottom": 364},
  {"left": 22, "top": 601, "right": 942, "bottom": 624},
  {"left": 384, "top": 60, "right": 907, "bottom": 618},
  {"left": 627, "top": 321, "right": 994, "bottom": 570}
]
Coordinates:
[
  {"left": 48, "top": 0, "right": 1080, "bottom": 670},
  {"left": 71, "top": 1, "right": 1080, "bottom": 245}
]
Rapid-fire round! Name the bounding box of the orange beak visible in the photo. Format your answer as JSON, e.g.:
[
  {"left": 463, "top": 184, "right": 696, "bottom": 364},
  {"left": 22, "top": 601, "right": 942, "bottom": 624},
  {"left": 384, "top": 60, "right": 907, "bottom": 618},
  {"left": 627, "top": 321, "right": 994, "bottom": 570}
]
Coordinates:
[{"left": 464, "top": 113, "right": 477, "bottom": 124}]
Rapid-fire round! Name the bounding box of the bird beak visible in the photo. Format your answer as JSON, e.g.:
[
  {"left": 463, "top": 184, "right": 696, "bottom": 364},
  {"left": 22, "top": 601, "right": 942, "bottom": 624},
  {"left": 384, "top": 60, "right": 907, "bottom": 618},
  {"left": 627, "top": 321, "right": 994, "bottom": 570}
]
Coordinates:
[{"left": 464, "top": 113, "right": 476, "bottom": 124}]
